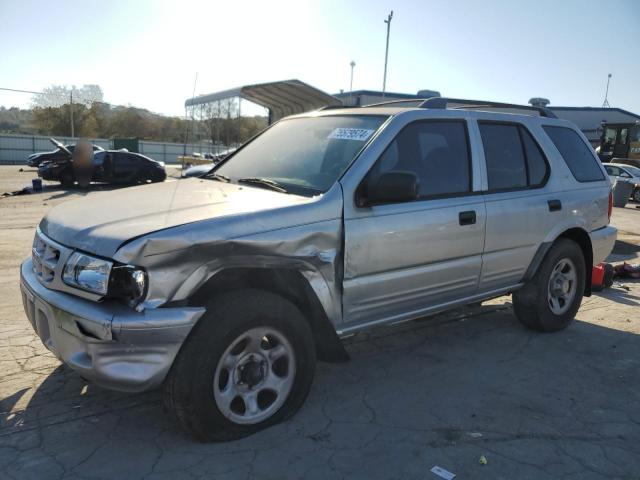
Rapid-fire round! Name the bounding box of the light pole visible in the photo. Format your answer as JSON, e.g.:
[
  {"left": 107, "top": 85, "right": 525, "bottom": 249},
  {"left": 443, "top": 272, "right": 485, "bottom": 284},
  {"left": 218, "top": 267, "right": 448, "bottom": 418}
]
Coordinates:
[
  {"left": 382, "top": 10, "right": 393, "bottom": 97},
  {"left": 602, "top": 73, "right": 612, "bottom": 108},
  {"left": 349, "top": 61, "right": 356, "bottom": 101},
  {"left": 69, "top": 87, "right": 74, "bottom": 137}
]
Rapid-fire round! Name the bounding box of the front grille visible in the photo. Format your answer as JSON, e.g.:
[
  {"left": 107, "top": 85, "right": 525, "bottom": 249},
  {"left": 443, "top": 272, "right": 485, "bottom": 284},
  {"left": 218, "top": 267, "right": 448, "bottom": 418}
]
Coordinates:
[{"left": 32, "top": 231, "right": 61, "bottom": 283}]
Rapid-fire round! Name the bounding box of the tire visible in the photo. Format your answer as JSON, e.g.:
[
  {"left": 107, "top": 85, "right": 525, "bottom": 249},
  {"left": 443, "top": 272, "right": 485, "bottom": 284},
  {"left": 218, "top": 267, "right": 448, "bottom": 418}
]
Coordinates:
[
  {"left": 60, "top": 170, "right": 74, "bottom": 187},
  {"left": 164, "top": 289, "right": 316, "bottom": 442},
  {"left": 152, "top": 171, "right": 166, "bottom": 183},
  {"left": 513, "top": 238, "right": 585, "bottom": 332},
  {"left": 632, "top": 188, "right": 640, "bottom": 203}
]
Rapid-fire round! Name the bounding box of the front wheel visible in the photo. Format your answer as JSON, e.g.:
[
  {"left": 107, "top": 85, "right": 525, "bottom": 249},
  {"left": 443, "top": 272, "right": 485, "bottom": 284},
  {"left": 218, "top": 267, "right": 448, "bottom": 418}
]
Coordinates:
[
  {"left": 632, "top": 187, "right": 640, "bottom": 203},
  {"left": 164, "top": 289, "right": 316, "bottom": 442},
  {"left": 513, "top": 239, "right": 585, "bottom": 332}
]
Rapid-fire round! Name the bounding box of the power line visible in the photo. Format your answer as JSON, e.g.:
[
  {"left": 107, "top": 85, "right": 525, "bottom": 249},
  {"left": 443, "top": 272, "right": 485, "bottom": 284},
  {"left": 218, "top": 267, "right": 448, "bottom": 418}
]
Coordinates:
[{"left": 0, "top": 87, "right": 45, "bottom": 96}]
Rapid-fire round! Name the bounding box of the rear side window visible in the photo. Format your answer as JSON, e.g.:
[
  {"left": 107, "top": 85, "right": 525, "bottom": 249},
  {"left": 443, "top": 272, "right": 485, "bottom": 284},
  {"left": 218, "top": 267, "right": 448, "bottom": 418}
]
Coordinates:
[
  {"left": 521, "top": 128, "right": 547, "bottom": 186},
  {"left": 543, "top": 126, "right": 605, "bottom": 182},
  {"left": 479, "top": 123, "right": 549, "bottom": 191}
]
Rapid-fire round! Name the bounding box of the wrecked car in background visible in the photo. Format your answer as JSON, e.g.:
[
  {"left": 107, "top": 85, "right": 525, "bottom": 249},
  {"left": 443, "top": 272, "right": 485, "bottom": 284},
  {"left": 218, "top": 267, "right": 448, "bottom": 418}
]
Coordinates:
[
  {"left": 27, "top": 138, "right": 104, "bottom": 167},
  {"left": 38, "top": 144, "right": 167, "bottom": 186},
  {"left": 20, "top": 98, "right": 616, "bottom": 441}
]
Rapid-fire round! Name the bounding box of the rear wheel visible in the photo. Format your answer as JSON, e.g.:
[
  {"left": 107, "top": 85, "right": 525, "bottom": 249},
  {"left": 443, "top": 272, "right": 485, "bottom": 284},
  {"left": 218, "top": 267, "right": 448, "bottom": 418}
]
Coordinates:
[
  {"left": 60, "top": 170, "right": 74, "bottom": 187},
  {"left": 513, "top": 239, "right": 585, "bottom": 332},
  {"left": 632, "top": 187, "right": 640, "bottom": 203},
  {"left": 164, "top": 289, "right": 316, "bottom": 442}
]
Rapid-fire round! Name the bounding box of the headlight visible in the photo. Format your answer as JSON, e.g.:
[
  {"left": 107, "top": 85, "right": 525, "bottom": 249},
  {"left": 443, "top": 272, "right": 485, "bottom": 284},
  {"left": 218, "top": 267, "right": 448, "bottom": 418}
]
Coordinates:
[
  {"left": 62, "top": 252, "right": 112, "bottom": 295},
  {"left": 108, "top": 265, "right": 148, "bottom": 307}
]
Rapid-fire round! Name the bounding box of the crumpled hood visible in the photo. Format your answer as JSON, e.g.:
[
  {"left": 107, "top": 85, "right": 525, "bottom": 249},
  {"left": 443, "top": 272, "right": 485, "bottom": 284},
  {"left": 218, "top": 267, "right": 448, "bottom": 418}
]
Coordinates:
[{"left": 40, "top": 178, "right": 311, "bottom": 257}]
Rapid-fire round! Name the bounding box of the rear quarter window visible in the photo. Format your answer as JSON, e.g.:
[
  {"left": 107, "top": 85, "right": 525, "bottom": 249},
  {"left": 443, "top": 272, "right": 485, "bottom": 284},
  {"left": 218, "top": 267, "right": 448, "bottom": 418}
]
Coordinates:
[{"left": 543, "top": 126, "right": 605, "bottom": 182}]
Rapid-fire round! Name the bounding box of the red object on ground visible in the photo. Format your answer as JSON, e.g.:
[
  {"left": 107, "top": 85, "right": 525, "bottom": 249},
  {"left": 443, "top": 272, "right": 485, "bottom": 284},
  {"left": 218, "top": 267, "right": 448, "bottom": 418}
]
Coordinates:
[{"left": 592, "top": 263, "right": 605, "bottom": 290}]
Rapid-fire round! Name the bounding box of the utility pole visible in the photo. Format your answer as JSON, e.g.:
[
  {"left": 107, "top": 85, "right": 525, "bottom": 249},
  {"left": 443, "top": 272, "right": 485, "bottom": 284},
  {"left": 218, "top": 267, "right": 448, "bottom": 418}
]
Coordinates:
[
  {"left": 382, "top": 10, "right": 393, "bottom": 97},
  {"left": 349, "top": 60, "right": 356, "bottom": 101},
  {"left": 69, "top": 88, "right": 74, "bottom": 137},
  {"left": 602, "top": 73, "right": 612, "bottom": 108}
]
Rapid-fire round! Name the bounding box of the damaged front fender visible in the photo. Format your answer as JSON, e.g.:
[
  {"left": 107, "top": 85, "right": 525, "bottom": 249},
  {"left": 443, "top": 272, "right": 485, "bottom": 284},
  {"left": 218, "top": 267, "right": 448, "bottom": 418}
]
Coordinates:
[{"left": 113, "top": 185, "right": 345, "bottom": 328}]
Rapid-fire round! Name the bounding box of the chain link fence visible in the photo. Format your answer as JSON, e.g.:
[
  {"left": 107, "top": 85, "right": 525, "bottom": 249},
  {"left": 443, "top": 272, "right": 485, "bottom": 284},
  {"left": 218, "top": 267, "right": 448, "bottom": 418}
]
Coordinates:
[{"left": 0, "top": 134, "right": 229, "bottom": 165}]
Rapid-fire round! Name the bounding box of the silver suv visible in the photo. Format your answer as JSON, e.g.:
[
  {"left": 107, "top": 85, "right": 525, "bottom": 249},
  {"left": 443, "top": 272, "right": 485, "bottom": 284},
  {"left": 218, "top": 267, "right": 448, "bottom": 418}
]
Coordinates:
[{"left": 20, "top": 98, "right": 617, "bottom": 441}]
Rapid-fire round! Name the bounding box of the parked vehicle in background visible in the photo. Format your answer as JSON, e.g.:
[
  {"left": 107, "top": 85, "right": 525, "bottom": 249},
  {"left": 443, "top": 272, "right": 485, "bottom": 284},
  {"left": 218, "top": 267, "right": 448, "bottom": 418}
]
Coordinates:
[
  {"left": 604, "top": 163, "right": 640, "bottom": 202},
  {"left": 181, "top": 163, "right": 213, "bottom": 178},
  {"left": 179, "top": 148, "right": 237, "bottom": 170},
  {"left": 597, "top": 122, "right": 640, "bottom": 163},
  {"left": 38, "top": 148, "right": 166, "bottom": 186},
  {"left": 181, "top": 149, "right": 238, "bottom": 177},
  {"left": 20, "top": 98, "right": 616, "bottom": 441},
  {"left": 27, "top": 138, "right": 104, "bottom": 167}
]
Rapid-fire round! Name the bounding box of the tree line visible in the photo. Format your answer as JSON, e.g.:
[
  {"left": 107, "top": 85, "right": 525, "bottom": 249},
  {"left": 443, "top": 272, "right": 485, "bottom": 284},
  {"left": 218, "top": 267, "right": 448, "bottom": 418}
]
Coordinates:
[{"left": 0, "top": 83, "right": 267, "bottom": 145}]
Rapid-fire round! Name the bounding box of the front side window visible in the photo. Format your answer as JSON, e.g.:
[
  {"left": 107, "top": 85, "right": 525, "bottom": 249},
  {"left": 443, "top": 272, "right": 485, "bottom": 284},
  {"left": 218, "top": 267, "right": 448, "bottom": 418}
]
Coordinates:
[
  {"left": 619, "top": 128, "right": 629, "bottom": 145},
  {"left": 215, "top": 115, "right": 387, "bottom": 196},
  {"left": 605, "top": 165, "right": 620, "bottom": 176},
  {"left": 367, "top": 120, "right": 471, "bottom": 199},
  {"left": 622, "top": 165, "right": 640, "bottom": 177},
  {"left": 543, "top": 126, "right": 605, "bottom": 182},
  {"left": 603, "top": 127, "right": 617, "bottom": 150}
]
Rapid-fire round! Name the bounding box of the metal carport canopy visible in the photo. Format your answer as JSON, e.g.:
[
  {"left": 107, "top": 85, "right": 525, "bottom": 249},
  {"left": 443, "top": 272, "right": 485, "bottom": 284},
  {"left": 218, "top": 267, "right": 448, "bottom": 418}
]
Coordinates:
[{"left": 184, "top": 79, "right": 342, "bottom": 122}]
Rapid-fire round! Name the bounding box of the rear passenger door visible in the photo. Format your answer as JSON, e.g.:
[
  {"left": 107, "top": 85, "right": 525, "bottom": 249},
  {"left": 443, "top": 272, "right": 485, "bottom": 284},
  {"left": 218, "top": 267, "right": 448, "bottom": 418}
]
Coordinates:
[
  {"left": 477, "top": 121, "right": 555, "bottom": 292},
  {"left": 113, "top": 153, "right": 139, "bottom": 182},
  {"left": 342, "top": 119, "right": 486, "bottom": 328}
]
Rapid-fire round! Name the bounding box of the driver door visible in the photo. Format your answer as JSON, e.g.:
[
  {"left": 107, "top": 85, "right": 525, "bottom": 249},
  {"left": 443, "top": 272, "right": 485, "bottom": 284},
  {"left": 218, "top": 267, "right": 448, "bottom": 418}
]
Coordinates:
[{"left": 342, "top": 119, "right": 486, "bottom": 329}]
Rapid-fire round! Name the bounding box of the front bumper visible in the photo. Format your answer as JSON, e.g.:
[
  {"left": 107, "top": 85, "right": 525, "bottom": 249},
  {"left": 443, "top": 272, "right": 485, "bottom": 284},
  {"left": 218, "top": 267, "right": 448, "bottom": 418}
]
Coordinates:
[
  {"left": 20, "top": 258, "right": 205, "bottom": 392},
  {"left": 590, "top": 225, "right": 617, "bottom": 265}
]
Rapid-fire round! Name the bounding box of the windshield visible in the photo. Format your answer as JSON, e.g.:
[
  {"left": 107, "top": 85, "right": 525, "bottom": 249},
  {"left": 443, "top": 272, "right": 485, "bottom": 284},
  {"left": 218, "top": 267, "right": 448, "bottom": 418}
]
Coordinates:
[
  {"left": 622, "top": 165, "right": 640, "bottom": 177},
  {"left": 214, "top": 115, "right": 387, "bottom": 196}
]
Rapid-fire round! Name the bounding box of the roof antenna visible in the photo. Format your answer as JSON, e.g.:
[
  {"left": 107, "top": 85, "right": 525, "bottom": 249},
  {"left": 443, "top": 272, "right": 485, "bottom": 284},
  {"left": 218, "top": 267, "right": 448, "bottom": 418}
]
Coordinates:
[{"left": 602, "top": 73, "right": 611, "bottom": 108}]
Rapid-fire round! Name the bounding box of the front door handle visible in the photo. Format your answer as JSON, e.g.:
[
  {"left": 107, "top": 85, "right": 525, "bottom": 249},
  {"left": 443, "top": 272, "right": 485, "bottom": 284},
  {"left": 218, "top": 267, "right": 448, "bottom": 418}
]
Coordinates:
[
  {"left": 459, "top": 210, "right": 476, "bottom": 226},
  {"left": 548, "top": 199, "right": 562, "bottom": 212}
]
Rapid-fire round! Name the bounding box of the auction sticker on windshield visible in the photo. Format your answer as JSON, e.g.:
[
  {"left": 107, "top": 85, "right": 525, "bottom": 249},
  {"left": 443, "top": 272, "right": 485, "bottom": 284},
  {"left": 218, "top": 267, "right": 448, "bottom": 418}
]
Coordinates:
[{"left": 328, "top": 128, "right": 375, "bottom": 141}]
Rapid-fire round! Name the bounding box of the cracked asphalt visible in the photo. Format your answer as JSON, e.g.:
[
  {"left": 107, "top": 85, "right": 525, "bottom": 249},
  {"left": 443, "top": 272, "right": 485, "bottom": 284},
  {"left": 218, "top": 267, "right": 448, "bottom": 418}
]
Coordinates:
[{"left": 1, "top": 166, "right": 639, "bottom": 480}]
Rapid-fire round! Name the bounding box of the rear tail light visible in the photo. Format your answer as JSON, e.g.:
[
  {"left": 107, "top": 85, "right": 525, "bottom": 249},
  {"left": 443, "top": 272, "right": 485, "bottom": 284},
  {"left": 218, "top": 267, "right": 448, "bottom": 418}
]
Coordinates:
[{"left": 607, "top": 190, "right": 613, "bottom": 222}]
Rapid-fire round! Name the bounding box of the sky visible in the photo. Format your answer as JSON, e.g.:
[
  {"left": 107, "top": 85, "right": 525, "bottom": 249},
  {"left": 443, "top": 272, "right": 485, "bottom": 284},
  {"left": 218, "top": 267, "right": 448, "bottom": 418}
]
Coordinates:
[{"left": 1, "top": 0, "right": 639, "bottom": 117}]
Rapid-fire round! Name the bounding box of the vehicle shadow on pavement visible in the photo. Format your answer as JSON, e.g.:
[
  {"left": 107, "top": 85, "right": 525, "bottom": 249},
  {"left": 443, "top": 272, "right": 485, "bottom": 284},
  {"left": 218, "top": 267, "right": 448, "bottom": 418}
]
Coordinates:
[
  {"left": 595, "top": 280, "right": 640, "bottom": 307},
  {"left": 42, "top": 184, "right": 129, "bottom": 201},
  {"left": 1, "top": 301, "right": 639, "bottom": 479}
]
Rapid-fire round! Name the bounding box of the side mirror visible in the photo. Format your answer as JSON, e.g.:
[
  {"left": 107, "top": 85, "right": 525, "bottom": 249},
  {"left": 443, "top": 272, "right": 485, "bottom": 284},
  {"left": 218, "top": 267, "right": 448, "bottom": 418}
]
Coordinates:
[{"left": 358, "top": 171, "right": 419, "bottom": 207}]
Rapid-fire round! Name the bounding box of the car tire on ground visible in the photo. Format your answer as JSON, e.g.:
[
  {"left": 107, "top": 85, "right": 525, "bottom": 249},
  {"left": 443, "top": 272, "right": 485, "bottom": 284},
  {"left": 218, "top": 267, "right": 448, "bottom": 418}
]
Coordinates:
[
  {"left": 633, "top": 187, "right": 640, "bottom": 203},
  {"left": 513, "top": 238, "right": 585, "bottom": 332},
  {"left": 152, "top": 171, "right": 166, "bottom": 183},
  {"left": 164, "top": 289, "right": 316, "bottom": 442},
  {"left": 60, "top": 170, "right": 74, "bottom": 187}
]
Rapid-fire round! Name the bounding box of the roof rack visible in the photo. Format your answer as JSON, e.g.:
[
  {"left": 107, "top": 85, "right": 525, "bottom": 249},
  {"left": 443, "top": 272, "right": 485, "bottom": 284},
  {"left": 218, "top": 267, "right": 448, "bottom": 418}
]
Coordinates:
[
  {"left": 418, "top": 97, "right": 557, "bottom": 118},
  {"left": 318, "top": 104, "right": 357, "bottom": 111},
  {"left": 362, "top": 99, "right": 428, "bottom": 108}
]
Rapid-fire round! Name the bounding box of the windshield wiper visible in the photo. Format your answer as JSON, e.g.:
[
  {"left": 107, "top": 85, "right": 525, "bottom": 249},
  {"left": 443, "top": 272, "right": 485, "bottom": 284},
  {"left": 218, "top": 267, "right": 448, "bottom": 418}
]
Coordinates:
[
  {"left": 237, "top": 177, "right": 288, "bottom": 193},
  {"left": 202, "top": 172, "right": 230, "bottom": 183}
]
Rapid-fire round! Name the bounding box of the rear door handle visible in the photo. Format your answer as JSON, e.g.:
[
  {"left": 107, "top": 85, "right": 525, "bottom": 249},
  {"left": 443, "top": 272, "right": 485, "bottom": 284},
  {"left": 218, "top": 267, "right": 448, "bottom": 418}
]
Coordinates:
[
  {"left": 459, "top": 210, "right": 476, "bottom": 226},
  {"left": 548, "top": 199, "right": 562, "bottom": 212}
]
